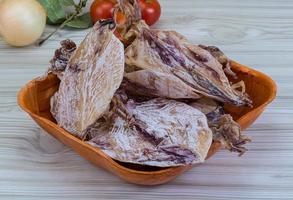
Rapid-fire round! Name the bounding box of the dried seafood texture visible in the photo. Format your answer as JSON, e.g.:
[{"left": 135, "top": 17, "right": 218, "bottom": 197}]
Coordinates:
[
  {"left": 190, "top": 98, "right": 222, "bottom": 117},
  {"left": 123, "top": 69, "right": 201, "bottom": 99},
  {"left": 88, "top": 95, "right": 213, "bottom": 167},
  {"left": 210, "top": 114, "right": 251, "bottom": 156},
  {"left": 198, "top": 45, "right": 236, "bottom": 78},
  {"left": 49, "top": 39, "right": 77, "bottom": 79},
  {"left": 114, "top": 0, "right": 141, "bottom": 31},
  {"left": 125, "top": 28, "right": 251, "bottom": 106},
  {"left": 190, "top": 98, "right": 251, "bottom": 155},
  {"left": 113, "top": 0, "right": 151, "bottom": 46},
  {"left": 51, "top": 20, "right": 124, "bottom": 138}
]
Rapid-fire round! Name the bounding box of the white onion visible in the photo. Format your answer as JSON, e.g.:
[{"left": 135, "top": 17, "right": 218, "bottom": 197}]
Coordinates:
[{"left": 0, "top": 0, "right": 46, "bottom": 46}]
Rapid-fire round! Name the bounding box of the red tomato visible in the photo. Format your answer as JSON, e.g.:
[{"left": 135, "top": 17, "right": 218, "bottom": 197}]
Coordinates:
[
  {"left": 90, "top": 0, "right": 116, "bottom": 23},
  {"left": 138, "top": 0, "right": 161, "bottom": 26},
  {"left": 90, "top": 0, "right": 161, "bottom": 26}
]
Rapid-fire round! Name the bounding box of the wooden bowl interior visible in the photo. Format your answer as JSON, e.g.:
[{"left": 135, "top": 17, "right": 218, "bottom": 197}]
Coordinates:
[{"left": 225, "top": 71, "right": 268, "bottom": 117}]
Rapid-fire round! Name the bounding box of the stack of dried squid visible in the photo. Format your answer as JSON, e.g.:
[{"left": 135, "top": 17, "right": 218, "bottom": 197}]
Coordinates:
[{"left": 48, "top": 0, "right": 251, "bottom": 167}]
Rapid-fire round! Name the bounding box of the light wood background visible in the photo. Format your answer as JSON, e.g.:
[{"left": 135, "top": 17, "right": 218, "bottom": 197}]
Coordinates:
[{"left": 1, "top": 0, "right": 293, "bottom": 199}]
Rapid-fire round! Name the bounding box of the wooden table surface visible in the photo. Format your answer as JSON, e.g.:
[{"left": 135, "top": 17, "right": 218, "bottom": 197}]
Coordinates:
[{"left": 1, "top": 0, "right": 293, "bottom": 199}]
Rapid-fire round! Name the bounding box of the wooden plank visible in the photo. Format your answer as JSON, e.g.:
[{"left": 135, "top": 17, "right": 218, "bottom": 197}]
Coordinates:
[{"left": 0, "top": 0, "right": 293, "bottom": 199}]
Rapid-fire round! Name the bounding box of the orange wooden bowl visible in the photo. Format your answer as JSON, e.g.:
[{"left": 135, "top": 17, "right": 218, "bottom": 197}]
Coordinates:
[{"left": 18, "top": 61, "right": 277, "bottom": 185}]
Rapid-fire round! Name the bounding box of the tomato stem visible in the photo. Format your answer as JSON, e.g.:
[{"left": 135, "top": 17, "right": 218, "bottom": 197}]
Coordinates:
[
  {"left": 37, "top": 0, "right": 88, "bottom": 46},
  {"left": 37, "top": 14, "right": 76, "bottom": 46}
]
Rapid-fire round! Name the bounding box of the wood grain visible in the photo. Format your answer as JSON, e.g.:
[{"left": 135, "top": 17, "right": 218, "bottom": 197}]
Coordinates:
[{"left": 0, "top": 0, "right": 293, "bottom": 199}]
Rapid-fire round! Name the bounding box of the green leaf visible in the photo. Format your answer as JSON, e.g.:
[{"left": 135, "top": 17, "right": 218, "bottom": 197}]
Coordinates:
[
  {"left": 59, "top": 0, "right": 75, "bottom": 7},
  {"left": 46, "top": 17, "right": 62, "bottom": 25},
  {"left": 38, "top": 0, "right": 66, "bottom": 24},
  {"left": 66, "top": 13, "right": 93, "bottom": 29}
]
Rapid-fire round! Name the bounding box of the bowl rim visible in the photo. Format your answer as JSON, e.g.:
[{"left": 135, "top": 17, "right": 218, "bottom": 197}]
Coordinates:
[{"left": 17, "top": 61, "right": 277, "bottom": 176}]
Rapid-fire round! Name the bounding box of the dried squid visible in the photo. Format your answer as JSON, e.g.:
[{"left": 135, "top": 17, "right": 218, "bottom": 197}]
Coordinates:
[
  {"left": 47, "top": 0, "right": 254, "bottom": 168},
  {"left": 124, "top": 28, "right": 251, "bottom": 106},
  {"left": 123, "top": 69, "right": 201, "bottom": 99},
  {"left": 113, "top": 0, "right": 251, "bottom": 106},
  {"left": 87, "top": 92, "right": 213, "bottom": 167},
  {"left": 50, "top": 20, "right": 124, "bottom": 138},
  {"left": 190, "top": 98, "right": 251, "bottom": 155}
]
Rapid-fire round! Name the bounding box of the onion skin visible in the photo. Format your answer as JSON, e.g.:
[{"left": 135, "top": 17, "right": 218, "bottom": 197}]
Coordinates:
[{"left": 0, "top": 0, "right": 46, "bottom": 47}]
